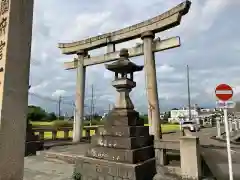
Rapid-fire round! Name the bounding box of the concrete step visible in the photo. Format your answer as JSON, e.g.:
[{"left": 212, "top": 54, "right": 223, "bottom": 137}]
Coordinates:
[
  {"left": 41, "top": 150, "right": 81, "bottom": 164},
  {"left": 153, "top": 173, "right": 181, "bottom": 180},
  {"left": 39, "top": 143, "right": 90, "bottom": 164},
  {"left": 154, "top": 165, "right": 181, "bottom": 180},
  {"left": 24, "top": 154, "right": 74, "bottom": 180}
]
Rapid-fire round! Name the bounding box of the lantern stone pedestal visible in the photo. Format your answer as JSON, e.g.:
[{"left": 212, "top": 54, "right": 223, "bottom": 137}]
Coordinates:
[
  {"left": 25, "top": 86, "right": 44, "bottom": 156},
  {"left": 25, "top": 119, "right": 44, "bottom": 156},
  {"left": 74, "top": 49, "right": 156, "bottom": 180}
]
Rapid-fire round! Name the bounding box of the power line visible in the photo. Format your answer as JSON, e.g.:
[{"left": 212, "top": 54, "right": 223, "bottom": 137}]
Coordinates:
[
  {"left": 29, "top": 92, "right": 58, "bottom": 103},
  {"left": 29, "top": 92, "right": 89, "bottom": 108}
]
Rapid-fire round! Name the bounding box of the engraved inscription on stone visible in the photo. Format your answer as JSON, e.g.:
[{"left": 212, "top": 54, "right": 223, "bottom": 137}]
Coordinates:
[
  {"left": 98, "top": 138, "right": 117, "bottom": 148},
  {"left": 99, "top": 129, "right": 107, "bottom": 135},
  {"left": 0, "top": 40, "right": 5, "bottom": 60},
  {"left": 88, "top": 148, "right": 123, "bottom": 162},
  {"left": 98, "top": 127, "right": 125, "bottom": 136},
  {"left": 0, "top": 17, "right": 7, "bottom": 36},
  {"left": 88, "top": 148, "right": 108, "bottom": 159},
  {"left": 112, "top": 156, "right": 120, "bottom": 161},
  {"left": 81, "top": 162, "right": 135, "bottom": 178},
  {"left": 0, "top": 0, "right": 9, "bottom": 15},
  {"left": 95, "top": 164, "right": 102, "bottom": 173},
  {"left": 0, "top": 67, "right": 4, "bottom": 72},
  {"left": 115, "top": 131, "right": 123, "bottom": 136}
]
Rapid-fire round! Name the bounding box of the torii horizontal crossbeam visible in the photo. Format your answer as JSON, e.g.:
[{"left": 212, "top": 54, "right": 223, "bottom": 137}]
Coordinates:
[
  {"left": 58, "top": 1, "right": 191, "bottom": 54},
  {"left": 64, "top": 36, "right": 180, "bottom": 69}
]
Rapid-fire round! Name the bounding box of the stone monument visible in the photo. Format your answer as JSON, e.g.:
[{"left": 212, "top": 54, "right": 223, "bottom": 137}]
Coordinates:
[
  {"left": 0, "top": 0, "right": 34, "bottom": 179},
  {"left": 74, "top": 49, "right": 156, "bottom": 180}
]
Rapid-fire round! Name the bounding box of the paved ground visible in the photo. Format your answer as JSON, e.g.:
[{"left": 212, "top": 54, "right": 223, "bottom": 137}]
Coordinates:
[
  {"left": 24, "top": 153, "right": 74, "bottom": 180},
  {"left": 201, "top": 147, "right": 240, "bottom": 180},
  {"left": 23, "top": 133, "right": 181, "bottom": 179},
  {"left": 23, "top": 127, "right": 240, "bottom": 180},
  {"left": 23, "top": 141, "right": 90, "bottom": 179},
  {"left": 192, "top": 127, "right": 240, "bottom": 180},
  {"left": 24, "top": 142, "right": 90, "bottom": 180}
]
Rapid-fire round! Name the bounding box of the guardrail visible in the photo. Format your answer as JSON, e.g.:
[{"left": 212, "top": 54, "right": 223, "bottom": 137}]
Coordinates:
[
  {"left": 154, "top": 128, "right": 201, "bottom": 179},
  {"left": 32, "top": 125, "right": 102, "bottom": 141}
]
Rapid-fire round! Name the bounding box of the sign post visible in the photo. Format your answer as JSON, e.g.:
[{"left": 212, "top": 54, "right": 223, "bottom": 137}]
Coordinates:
[
  {"left": 216, "top": 117, "right": 221, "bottom": 138},
  {"left": 215, "top": 84, "right": 234, "bottom": 180}
]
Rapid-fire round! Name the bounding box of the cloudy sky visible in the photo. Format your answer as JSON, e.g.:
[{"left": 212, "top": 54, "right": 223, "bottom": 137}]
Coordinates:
[{"left": 28, "top": 0, "right": 240, "bottom": 114}]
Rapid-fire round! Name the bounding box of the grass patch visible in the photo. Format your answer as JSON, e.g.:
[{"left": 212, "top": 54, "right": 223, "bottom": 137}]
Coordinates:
[
  {"left": 31, "top": 121, "right": 72, "bottom": 127},
  {"left": 31, "top": 121, "right": 54, "bottom": 126},
  {"left": 34, "top": 130, "right": 96, "bottom": 139},
  {"left": 32, "top": 121, "right": 179, "bottom": 139},
  {"left": 145, "top": 124, "right": 180, "bottom": 132},
  {"left": 162, "top": 124, "right": 180, "bottom": 132}
]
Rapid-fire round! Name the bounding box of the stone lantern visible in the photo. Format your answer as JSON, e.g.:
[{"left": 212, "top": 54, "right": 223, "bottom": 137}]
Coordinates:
[
  {"left": 105, "top": 48, "right": 143, "bottom": 110},
  {"left": 75, "top": 48, "right": 156, "bottom": 180}
]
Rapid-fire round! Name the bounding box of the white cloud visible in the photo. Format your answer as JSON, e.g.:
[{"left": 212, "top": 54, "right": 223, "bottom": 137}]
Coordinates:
[
  {"left": 52, "top": 90, "right": 67, "bottom": 97},
  {"left": 28, "top": 0, "right": 240, "bottom": 114},
  {"left": 29, "top": 81, "right": 49, "bottom": 93},
  {"left": 156, "top": 64, "right": 175, "bottom": 73}
]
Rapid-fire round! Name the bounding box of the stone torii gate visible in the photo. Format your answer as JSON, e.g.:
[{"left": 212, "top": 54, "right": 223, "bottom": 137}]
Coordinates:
[
  {"left": 58, "top": 1, "right": 191, "bottom": 142},
  {"left": 0, "top": 0, "right": 191, "bottom": 179}
]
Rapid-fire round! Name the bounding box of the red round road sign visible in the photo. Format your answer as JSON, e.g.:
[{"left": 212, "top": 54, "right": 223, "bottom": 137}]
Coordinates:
[{"left": 215, "top": 84, "right": 233, "bottom": 101}]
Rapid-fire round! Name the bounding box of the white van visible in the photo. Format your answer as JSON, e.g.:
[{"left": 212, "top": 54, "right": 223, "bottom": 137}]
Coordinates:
[{"left": 182, "top": 121, "right": 200, "bottom": 132}]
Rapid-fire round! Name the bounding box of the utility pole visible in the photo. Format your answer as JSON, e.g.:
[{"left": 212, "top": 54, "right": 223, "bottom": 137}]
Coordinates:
[
  {"left": 58, "top": 95, "right": 62, "bottom": 119},
  {"left": 90, "top": 84, "right": 94, "bottom": 126},
  {"left": 187, "top": 65, "right": 191, "bottom": 121},
  {"left": 108, "top": 104, "right": 111, "bottom": 113}
]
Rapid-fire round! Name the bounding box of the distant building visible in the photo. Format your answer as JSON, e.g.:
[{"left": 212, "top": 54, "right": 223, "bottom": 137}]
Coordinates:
[
  {"left": 167, "top": 104, "right": 218, "bottom": 123},
  {"left": 168, "top": 108, "right": 199, "bottom": 123}
]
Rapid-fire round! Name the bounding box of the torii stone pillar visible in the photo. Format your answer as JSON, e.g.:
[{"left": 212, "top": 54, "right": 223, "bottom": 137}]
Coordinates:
[
  {"left": 73, "top": 50, "right": 87, "bottom": 143},
  {"left": 141, "top": 31, "right": 161, "bottom": 139},
  {"left": 0, "top": 0, "right": 34, "bottom": 179}
]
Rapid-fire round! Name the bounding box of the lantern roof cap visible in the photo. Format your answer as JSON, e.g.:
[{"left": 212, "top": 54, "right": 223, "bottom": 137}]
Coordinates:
[{"left": 105, "top": 48, "right": 143, "bottom": 73}]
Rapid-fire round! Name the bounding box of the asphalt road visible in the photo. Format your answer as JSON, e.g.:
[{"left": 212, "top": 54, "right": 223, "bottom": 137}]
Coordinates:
[{"left": 194, "top": 127, "right": 240, "bottom": 180}]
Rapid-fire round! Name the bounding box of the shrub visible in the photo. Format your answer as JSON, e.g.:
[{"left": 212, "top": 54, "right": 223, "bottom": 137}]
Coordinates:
[
  {"left": 72, "top": 171, "right": 81, "bottom": 180},
  {"left": 140, "top": 115, "right": 148, "bottom": 124}
]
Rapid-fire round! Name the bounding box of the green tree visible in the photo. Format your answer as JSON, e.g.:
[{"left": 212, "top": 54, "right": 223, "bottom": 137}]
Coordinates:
[
  {"left": 140, "top": 115, "right": 148, "bottom": 124},
  {"left": 27, "top": 105, "right": 48, "bottom": 121},
  {"left": 163, "top": 111, "right": 170, "bottom": 122},
  {"left": 58, "top": 116, "right": 65, "bottom": 120},
  {"left": 93, "top": 113, "right": 101, "bottom": 121},
  {"left": 47, "top": 112, "right": 57, "bottom": 121}
]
